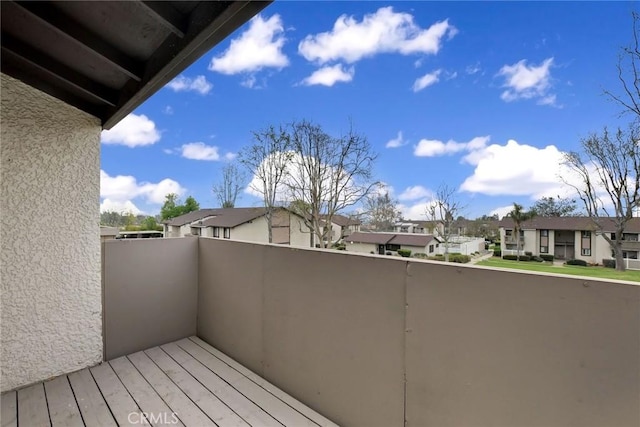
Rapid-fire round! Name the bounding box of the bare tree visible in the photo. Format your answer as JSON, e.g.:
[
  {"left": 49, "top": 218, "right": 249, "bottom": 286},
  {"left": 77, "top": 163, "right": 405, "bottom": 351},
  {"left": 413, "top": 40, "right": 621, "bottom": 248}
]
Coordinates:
[
  {"left": 363, "top": 191, "right": 401, "bottom": 232},
  {"left": 285, "top": 119, "right": 378, "bottom": 248},
  {"left": 238, "top": 126, "right": 291, "bottom": 243},
  {"left": 507, "top": 203, "right": 536, "bottom": 261},
  {"left": 212, "top": 162, "right": 246, "bottom": 208},
  {"left": 603, "top": 11, "right": 640, "bottom": 119},
  {"left": 563, "top": 125, "right": 639, "bottom": 271},
  {"left": 427, "top": 184, "right": 465, "bottom": 262}
]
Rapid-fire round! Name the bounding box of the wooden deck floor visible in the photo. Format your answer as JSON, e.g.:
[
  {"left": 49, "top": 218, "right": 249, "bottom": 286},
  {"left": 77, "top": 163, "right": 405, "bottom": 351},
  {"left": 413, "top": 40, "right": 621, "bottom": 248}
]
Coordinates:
[{"left": 1, "top": 336, "right": 338, "bottom": 427}]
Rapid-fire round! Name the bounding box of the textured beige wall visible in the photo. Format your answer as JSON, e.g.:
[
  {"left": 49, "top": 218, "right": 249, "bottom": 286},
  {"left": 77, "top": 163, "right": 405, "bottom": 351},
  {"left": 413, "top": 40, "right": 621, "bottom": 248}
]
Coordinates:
[
  {"left": 198, "top": 239, "right": 640, "bottom": 427},
  {"left": 1, "top": 74, "right": 102, "bottom": 392}
]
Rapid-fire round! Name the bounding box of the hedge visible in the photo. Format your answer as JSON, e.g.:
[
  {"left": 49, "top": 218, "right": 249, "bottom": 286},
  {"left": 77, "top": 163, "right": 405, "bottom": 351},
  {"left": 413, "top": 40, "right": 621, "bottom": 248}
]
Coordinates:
[
  {"left": 602, "top": 259, "right": 616, "bottom": 269},
  {"left": 566, "top": 259, "right": 587, "bottom": 266},
  {"left": 493, "top": 249, "right": 502, "bottom": 257},
  {"left": 503, "top": 255, "right": 531, "bottom": 261},
  {"left": 397, "top": 249, "right": 412, "bottom": 257},
  {"left": 449, "top": 254, "right": 471, "bottom": 263},
  {"left": 540, "top": 254, "right": 554, "bottom": 262}
]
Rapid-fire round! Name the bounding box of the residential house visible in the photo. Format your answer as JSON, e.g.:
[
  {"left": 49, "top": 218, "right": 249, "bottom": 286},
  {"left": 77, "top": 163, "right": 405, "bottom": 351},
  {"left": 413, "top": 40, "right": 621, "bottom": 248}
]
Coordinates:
[
  {"left": 499, "top": 216, "right": 640, "bottom": 265},
  {"left": 320, "top": 213, "right": 361, "bottom": 243},
  {"left": 346, "top": 232, "right": 440, "bottom": 255},
  {"left": 166, "top": 207, "right": 309, "bottom": 247},
  {"left": 394, "top": 220, "right": 445, "bottom": 235}
]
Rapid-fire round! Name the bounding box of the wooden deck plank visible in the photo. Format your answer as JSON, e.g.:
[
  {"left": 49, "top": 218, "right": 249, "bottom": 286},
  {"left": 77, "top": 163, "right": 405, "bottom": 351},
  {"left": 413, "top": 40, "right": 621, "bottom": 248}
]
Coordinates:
[
  {"left": 17, "top": 383, "right": 49, "bottom": 427},
  {"left": 189, "top": 337, "right": 339, "bottom": 427},
  {"left": 43, "top": 376, "right": 83, "bottom": 427},
  {"left": 178, "top": 338, "right": 318, "bottom": 427},
  {"left": 161, "top": 342, "right": 281, "bottom": 427},
  {"left": 109, "top": 356, "right": 185, "bottom": 427},
  {"left": 68, "top": 369, "right": 117, "bottom": 427},
  {"left": 128, "top": 351, "right": 217, "bottom": 427},
  {"left": 90, "top": 362, "right": 142, "bottom": 427},
  {"left": 145, "top": 347, "right": 250, "bottom": 427},
  {"left": 1, "top": 391, "right": 18, "bottom": 427}
]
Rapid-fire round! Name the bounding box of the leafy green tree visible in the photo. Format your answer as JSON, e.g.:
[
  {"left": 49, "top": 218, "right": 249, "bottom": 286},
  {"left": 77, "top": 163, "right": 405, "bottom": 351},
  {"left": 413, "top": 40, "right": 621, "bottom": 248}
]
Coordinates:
[
  {"left": 183, "top": 196, "right": 200, "bottom": 213},
  {"left": 530, "top": 196, "right": 577, "bottom": 217},
  {"left": 141, "top": 216, "right": 159, "bottom": 231},
  {"left": 507, "top": 203, "right": 536, "bottom": 260},
  {"left": 160, "top": 194, "right": 200, "bottom": 221}
]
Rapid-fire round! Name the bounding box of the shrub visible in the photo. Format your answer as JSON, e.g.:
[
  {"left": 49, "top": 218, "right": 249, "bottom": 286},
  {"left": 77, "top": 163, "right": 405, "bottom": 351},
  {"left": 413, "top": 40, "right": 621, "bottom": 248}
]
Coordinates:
[
  {"left": 602, "top": 259, "right": 616, "bottom": 269},
  {"left": 435, "top": 253, "right": 444, "bottom": 257},
  {"left": 370, "top": 251, "right": 375, "bottom": 254},
  {"left": 449, "top": 254, "right": 471, "bottom": 263},
  {"left": 531, "top": 256, "right": 544, "bottom": 262},
  {"left": 540, "top": 254, "right": 554, "bottom": 262},
  {"left": 397, "top": 249, "right": 412, "bottom": 257},
  {"left": 517, "top": 255, "right": 531, "bottom": 261},
  {"left": 493, "top": 249, "right": 502, "bottom": 257},
  {"left": 413, "top": 252, "right": 427, "bottom": 259},
  {"left": 566, "top": 259, "right": 588, "bottom": 266},
  {"left": 386, "top": 251, "right": 392, "bottom": 256}
]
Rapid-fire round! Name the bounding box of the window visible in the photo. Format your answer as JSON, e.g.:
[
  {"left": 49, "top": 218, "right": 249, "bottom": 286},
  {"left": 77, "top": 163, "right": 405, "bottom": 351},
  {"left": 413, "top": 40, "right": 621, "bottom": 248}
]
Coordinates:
[
  {"left": 581, "top": 248, "right": 591, "bottom": 256},
  {"left": 581, "top": 230, "right": 591, "bottom": 238},
  {"left": 429, "top": 244, "right": 434, "bottom": 253},
  {"left": 385, "top": 243, "right": 401, "bottom": 251},
  {"left": 213, "top": 227, "right": 219, "bottom": 238},
  {"left": 505, "top": 229, "right": 513, "bottom": 236},
  {"left": 223, "top": 228, "right": 230, "bottom": 239},
  {"left": 611, "top": 233, "right": 616, "bottom": 240},
  {"left": 540, "top": 229, "right": 548, "bottom": 237},
  {"left": 540, "top": 246, "right": 548, "bottom": 253}
]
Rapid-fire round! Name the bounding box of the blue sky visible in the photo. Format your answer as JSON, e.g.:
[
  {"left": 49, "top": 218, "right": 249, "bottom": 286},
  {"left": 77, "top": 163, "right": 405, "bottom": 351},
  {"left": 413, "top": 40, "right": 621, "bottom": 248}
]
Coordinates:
[{"left": 100, "top": 1, "right": 637, "bottom": 220}]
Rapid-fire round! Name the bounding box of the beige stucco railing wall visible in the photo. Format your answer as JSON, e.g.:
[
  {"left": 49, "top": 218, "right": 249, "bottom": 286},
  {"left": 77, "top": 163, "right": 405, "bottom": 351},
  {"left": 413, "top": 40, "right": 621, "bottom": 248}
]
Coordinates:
[{"left": 197, "top": 238, "right": 640, "bottom": 427}]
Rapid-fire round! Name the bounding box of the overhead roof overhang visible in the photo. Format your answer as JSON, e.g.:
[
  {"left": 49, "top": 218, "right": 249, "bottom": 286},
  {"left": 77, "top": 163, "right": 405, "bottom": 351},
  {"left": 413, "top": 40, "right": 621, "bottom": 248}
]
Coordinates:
[{"left": 1, "top": 1, "right": 270, "bottom": 129}]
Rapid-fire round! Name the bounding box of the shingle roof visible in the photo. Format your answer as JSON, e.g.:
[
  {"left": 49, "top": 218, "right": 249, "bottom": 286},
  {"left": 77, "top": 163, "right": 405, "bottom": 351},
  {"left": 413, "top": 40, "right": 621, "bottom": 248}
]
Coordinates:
[
  {"left": 325, "top": 214, "right": 361, "bottom": 227},
  {"left": 200, "top": 208, "right": 268, "bottom": 228},
  {"left": 498, "top": 216, "right": 640, "bottom": 232},
  {"left": 346, "top": 232, "right": 396, "bottom": 244},
  {"left": 164, "top": 209, "right": 221, "bottom": 226},
  {"left": 389, "top": 234, "right": 438, "bottom": 246}
]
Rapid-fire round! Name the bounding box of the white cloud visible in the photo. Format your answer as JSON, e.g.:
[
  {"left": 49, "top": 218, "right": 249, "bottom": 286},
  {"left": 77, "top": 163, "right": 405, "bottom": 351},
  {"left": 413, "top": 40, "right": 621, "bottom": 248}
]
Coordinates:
[
  {"left": 209, "top": 14, "right": 289, "bottom": 75},
  {"left": 489, "top": 205, "right": 515, "bottom": 220},
  {"left": 413, "top": 69, "right": 442, "bottom": 92},
  {"left": 100, "top": 199, "right": 143, "bottom": 215},
  {"left": 166, "top": 75, "right": 213, "bottom": 95},
  {"left": 398, "top": 200, "right": 435, "bottom": 220},
  {"left": 100, "top": 170, "right": 186, "bottom": 211},
  {"left": 241, "top": 75, "right": 258, "bottom": 89},
  {"left": 466, "top": 63, "right": 481, "bottom": 75},
  {"left": 301, "top": 64, "right": 355, "bottom": 87},
  {"left": 385, "top": 131, "right": 406, "bottom": 148},
  {"left": 298, "top": 7, "right": 456, "bottom": 64},
  {"left": 414, "top": 136, "right": 490, "bottom": 157},
  {"left": 460, "top": 139, "right": 574, "bottom": 198},
  {"left": 100, "top": 114, "right": 160, "bottom": 147},
  {"left": 181, "top": 142, "right": 222, "bottom": 161},
  {"left": 498, "top": 57, "right": 556, "bottom": 104},
  {"left": 163, "top": 105, "right": 174, "bottom": 115},
  {"left": 399, "top": 185, "right": 432, "bottom": 201}
]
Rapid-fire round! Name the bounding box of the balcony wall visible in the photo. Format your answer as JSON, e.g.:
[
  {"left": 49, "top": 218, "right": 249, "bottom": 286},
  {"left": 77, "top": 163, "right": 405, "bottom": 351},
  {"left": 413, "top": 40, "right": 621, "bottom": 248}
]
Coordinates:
[
  {"left": 102, "top": 237, "right": 198, "bottom": 360},
  {"left": 197, "top": 238, "right": 640, "bottom": 427}
]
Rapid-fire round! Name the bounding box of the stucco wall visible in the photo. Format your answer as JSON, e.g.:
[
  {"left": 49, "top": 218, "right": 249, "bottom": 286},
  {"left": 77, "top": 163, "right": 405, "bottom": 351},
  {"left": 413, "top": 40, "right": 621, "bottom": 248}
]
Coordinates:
[
  {"left": 198, "top": 239, "right": 640, "bottom": 427},
  {"left": 1, "top": 74, "right": 102, "bottom": 392},
  {"left": 346, "top": 241, "right": 378, "bottom": 254}
]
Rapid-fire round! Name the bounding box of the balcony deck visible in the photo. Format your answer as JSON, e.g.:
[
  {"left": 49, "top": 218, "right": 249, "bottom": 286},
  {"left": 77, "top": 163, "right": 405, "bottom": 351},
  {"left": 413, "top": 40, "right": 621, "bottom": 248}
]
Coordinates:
[{"left": 0, "top": 336, "right": 337, "bottom": 427}]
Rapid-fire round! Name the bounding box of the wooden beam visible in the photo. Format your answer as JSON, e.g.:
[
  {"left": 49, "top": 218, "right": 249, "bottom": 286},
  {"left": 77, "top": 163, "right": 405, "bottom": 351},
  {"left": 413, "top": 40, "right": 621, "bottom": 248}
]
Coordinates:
[
  {"left": 13, "top": 1, "right": 143, "bottom": 81},
  {"left": 140, "top": 1, "right": 187, "bottom": 38},
  {"left": 1, "top": 32, "right": 119, "bottom": 107}
]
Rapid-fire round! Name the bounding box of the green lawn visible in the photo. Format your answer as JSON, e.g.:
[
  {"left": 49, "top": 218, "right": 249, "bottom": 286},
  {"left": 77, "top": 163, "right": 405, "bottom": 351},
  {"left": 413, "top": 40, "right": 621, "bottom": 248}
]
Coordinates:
[{"left": 476, "top": 258, "right": 640, "bottom": 282}]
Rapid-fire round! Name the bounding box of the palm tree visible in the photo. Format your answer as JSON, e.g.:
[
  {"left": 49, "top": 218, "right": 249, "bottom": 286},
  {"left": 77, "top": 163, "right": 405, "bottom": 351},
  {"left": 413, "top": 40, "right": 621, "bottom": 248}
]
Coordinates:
[{"left": 508, "top": 203, "right": 536, "bottom": 260}]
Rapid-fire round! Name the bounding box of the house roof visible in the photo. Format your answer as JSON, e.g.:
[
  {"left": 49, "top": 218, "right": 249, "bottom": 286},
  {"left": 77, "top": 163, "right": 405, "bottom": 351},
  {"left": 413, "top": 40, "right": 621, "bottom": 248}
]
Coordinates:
[
  {"left": 200, "top": 208, "right": 269, "bottom": 228},
  {"left": 164, "top": 209, "right": 221, "bottom": 227},
  {"left": 0, "top": 1, "right": 270, "bottom": 129},
  {"left": 389, "top": 234, "right": 438, "bottom": 247},
  {"left": 498, "top": 216, "right": 640, "bottom": 233},
  {"left": 346, "top": 232, "right": 396, "bottom": 245}
]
